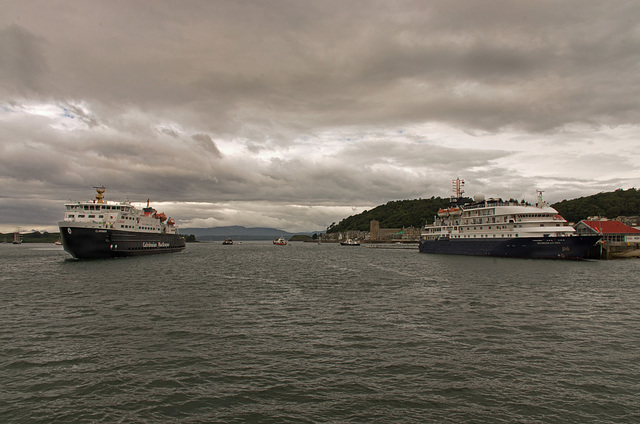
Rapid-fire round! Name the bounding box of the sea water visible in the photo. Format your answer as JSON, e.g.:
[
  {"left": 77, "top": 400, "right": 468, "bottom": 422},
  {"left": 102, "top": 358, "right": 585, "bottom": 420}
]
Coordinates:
[{"left": 1, "top": 242, "right": 639, "bottom": 423}]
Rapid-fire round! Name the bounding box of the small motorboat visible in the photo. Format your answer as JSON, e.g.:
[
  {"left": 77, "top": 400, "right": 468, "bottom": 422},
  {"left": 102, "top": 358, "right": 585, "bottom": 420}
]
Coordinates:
[{"left": 340, "top": 238, "right": 360, "bottom": 246}]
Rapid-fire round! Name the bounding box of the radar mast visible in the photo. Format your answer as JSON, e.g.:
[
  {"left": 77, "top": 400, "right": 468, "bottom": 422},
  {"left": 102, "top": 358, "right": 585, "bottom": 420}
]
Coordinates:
[{"left": 451, "top": 178, "right": 465, "bottom": 204}]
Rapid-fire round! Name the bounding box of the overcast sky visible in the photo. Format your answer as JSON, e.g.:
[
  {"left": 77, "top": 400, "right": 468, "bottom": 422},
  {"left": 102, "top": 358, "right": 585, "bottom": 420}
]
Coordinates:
[{"left": 2, "top": 0, "right": 639, "bottom": 233}]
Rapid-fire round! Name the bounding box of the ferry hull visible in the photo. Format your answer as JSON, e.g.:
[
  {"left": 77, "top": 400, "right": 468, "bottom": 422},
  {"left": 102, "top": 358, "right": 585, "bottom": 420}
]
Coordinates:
[
  {"left": 59, "top": 226, "right": 186, "bottom": 259},
  {"left": 418, "top": 236, "right": 601, "bottom": 259}
]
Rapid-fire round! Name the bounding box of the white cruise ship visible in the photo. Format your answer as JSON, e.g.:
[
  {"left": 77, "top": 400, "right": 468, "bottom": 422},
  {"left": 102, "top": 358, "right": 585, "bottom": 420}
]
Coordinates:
[{"left": 419, "top": 179, "right": 600, "bottom": 259}]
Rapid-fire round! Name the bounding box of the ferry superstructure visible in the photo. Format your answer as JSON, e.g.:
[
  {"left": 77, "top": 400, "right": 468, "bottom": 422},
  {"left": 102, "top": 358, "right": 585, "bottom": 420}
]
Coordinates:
[
  {"left": 58, "top": 187, "right": 186, "bottom": 259},
  {"left": 419, "top": 179, "right": 600, "bottom": 259}
]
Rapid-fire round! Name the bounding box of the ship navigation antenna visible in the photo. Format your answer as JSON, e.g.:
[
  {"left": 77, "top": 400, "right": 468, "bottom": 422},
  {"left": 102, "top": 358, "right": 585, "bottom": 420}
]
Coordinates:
[
  {"left": 536, "top": 189, "right": 545, "bottom": 208},
  {"left": 451, "top": 178, "right": 465, "bottom": 204}
]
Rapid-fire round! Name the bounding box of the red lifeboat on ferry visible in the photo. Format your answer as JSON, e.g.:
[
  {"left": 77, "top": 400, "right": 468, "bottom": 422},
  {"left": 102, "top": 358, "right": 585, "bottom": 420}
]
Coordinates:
[
  {"left": 156, "top": 212, "right": 167, "bottom": 222},
  {"left": 167, "top": 218, "right": 175, "bottom": 226}
]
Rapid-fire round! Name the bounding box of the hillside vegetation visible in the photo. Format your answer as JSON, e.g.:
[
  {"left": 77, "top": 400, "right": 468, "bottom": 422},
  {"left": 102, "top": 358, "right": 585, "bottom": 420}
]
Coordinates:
[
  {"left": 1, "top": 231, "right": 60, "bottom": 243},
  {"left": 552, "top": 188, "right": 640, "bottom": 223},
  {"left": 327, "top": 197, "right": 452, "bottom": 233},
  {"left": 328, "top": 188, "right": 640, "bottom": 233}
]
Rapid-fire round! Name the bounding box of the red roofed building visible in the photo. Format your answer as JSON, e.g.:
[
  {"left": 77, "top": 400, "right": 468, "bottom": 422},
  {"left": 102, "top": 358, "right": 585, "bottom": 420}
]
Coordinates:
[{"left": 575, "top": 220, "right": 640, "bottom": 243}]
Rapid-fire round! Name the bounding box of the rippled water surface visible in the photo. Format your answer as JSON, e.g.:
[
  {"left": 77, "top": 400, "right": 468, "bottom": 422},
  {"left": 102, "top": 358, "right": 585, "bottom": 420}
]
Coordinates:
[{"left": 1, "top": 242, "right": 639, "bottom": 423}]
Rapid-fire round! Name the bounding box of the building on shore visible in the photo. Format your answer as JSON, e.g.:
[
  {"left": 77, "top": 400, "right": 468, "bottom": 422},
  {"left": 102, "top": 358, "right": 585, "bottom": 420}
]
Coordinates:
[
  {"left": 575, "top": 219, "right": 640, "bottom": 259},
  {"left": 318, "top": 221, "right": 420, "bottom": 243},
  {"left": 319, "top": 231, "right": 367, "bottom": 243},
  {"left": 369, "top": 220, "right": 420, "bottom": 242},
  {"left": 614, "top": 215, "right": 640, "bottom": 229}
]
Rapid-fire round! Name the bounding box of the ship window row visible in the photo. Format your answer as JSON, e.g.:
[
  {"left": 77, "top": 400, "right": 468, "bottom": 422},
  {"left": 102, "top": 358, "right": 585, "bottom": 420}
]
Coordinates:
[
  {"left": 67, "top": 205, "right": 130, "bottom": 211},
  {"left": 430, "top": 225, "right": 525, "bottom": 232},
  {"left": 459, "top": 214, "right": 555, "bottom": 225},
  {"left": 434, "top": 234, "right": 521, "bottom": 239},
  {"left": 67, "top": 205, "right": 132, "bottom": 213}
]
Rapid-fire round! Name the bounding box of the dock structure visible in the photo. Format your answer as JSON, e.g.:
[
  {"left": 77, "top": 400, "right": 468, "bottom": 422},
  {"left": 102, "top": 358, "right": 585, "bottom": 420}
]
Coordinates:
[
  {"left": 587, "top": 241, "right": 640, "bottom": 259},
  {"left": 575, "top": 220, "right": 640, "bottom": 259}
]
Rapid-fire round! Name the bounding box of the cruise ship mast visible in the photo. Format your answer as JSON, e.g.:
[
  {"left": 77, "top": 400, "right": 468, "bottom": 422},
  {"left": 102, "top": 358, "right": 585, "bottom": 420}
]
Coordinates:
[
  {"left": 451, "top": 178, "right": 465, "bottom": 205},
  {"left": 535, "top": 190, "right": 546, "bottom": 208}
]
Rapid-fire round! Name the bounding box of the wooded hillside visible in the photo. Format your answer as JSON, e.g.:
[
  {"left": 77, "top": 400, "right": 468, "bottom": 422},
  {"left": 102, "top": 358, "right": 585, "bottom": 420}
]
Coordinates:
[
  {"left": 552, "top": 188, "right": 640, "bottom": 223},
  {"left": 326, "top": 197, "right": 452, "bottom": 233}
]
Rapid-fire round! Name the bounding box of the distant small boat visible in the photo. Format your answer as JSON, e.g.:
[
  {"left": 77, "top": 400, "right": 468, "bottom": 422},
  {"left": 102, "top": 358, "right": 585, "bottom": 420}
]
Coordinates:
[
  {"left": 222, "top": 238, "right": 233, "bottom": 245},
  {"left": 273, "top": 236, "right": 287, "bottom": 245},
  {"left": 340, "top": 238, "right": 360, "bottom": 246},
  {"left": 12, "top": 229, "right": 22, "bottom": 244},
  {"left": 54, "top": 240, "right": 63, "bottom": 246}
]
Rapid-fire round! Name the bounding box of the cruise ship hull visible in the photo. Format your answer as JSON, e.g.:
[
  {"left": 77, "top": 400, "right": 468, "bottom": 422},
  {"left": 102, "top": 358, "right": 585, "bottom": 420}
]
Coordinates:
[
  {"left": 418, "top": 236, "right": 601, "bottom": 259},
  {"left": 59, "top": 226, "right": 186, "bottom": 259}
]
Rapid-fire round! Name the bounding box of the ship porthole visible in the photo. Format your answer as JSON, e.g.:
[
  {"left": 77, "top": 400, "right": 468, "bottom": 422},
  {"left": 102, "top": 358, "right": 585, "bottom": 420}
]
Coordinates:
[{"left": 67, "top": 228, "right": 72, "bottom": 234}]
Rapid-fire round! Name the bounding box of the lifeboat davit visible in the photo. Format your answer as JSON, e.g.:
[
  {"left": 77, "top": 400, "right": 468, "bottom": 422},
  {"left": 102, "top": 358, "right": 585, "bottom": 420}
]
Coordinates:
[{"left": 156, "top": 212, "right": 167, "bottom": 222}]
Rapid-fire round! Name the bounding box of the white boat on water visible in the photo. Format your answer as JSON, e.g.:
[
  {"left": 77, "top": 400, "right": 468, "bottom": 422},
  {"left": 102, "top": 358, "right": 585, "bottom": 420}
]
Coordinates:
[
  {"left": 12, "top": 228, "right": 22, "bottom": 244},
  {"left": 273, "top": 236, "right": 287, "bottom": 245},
  {"left": 340, "top": 238, "right": 360, "bottom": 246}
]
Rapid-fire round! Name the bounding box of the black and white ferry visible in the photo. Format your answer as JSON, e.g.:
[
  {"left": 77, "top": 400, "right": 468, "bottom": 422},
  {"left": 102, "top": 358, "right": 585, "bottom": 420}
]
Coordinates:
[
  {"left": 59, "top": 187, "right": 186, "bottom": 259},
  {"left": 419, "top": 179, "right": 601, "bottom": 259}
]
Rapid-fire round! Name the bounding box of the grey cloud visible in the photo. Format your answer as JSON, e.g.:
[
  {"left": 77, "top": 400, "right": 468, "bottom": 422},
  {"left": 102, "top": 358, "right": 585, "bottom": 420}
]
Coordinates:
[
  {"left": 191, "top": 134, "right": 223, "bottom": 158},
  {"left": 0, "top": 24, "right": 48, "bottom": 94}
]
